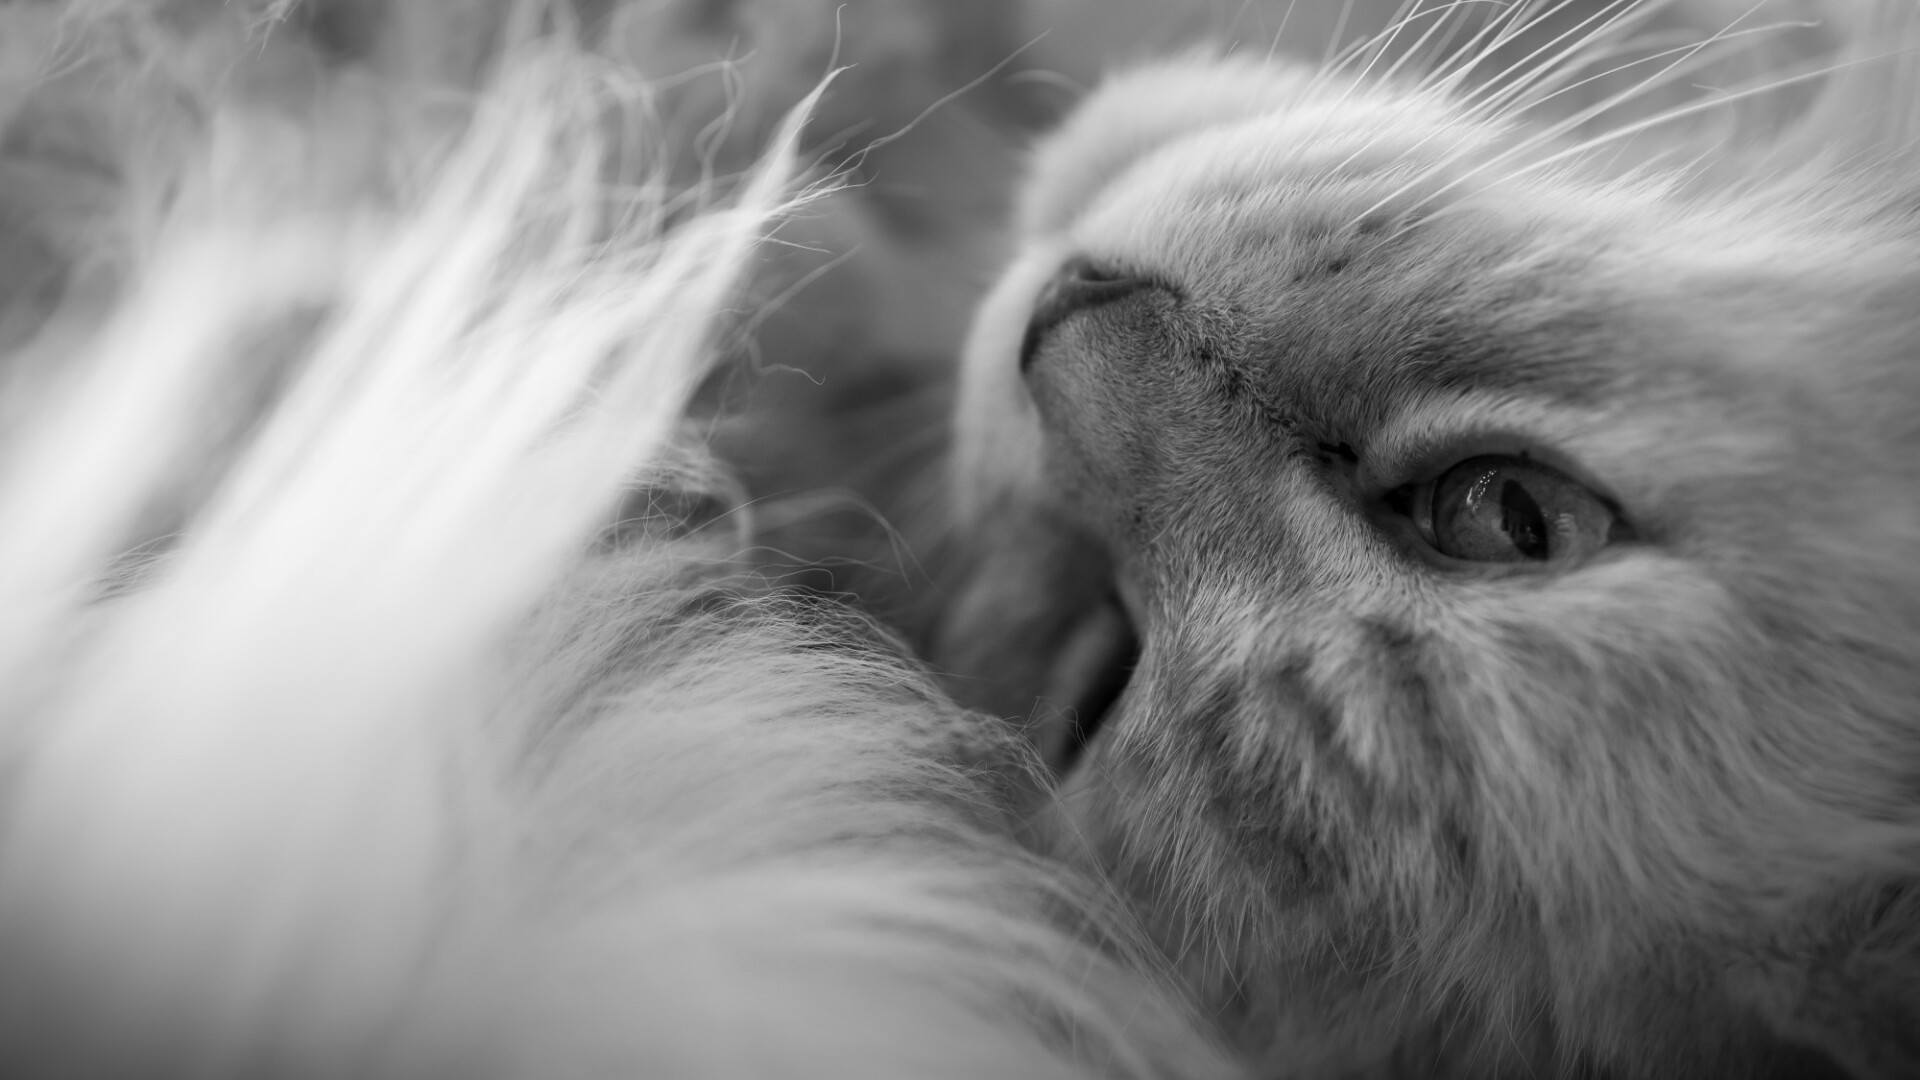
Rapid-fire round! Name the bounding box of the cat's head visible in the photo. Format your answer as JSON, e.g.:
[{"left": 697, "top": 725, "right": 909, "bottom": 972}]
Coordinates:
[{"left": 941, "top": 15, "right": 1920, "bottom": 1079}]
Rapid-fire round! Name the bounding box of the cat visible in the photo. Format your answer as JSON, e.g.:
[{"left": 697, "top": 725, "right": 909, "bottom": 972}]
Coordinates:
[
  {"left": 937, "top": 1, "right": 1920, "bottom": 1076},
  {"left": 5, "top": 1, "right": 1917, "bottom": 1079}
]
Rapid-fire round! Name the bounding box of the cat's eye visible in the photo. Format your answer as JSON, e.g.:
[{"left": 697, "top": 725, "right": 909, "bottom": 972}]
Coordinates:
[{"left": 1387, "top": 455, "right": 1627, "bottom": 566}]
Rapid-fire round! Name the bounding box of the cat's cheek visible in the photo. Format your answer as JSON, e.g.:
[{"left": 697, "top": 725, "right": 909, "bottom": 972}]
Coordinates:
[{"left": 950, "top": 250, "right": 1061, "bottom": 522}]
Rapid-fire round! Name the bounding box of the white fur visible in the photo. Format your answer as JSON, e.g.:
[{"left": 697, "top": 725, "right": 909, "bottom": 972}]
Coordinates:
[{"left": 0, "top": 6, "right": 1229, "bottom": 1078}]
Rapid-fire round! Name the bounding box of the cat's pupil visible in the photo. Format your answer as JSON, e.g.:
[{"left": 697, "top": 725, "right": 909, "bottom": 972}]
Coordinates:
[
  {"left": 1421, "top": 456, "right": 1614, "bottom": 566},
  {"left": 1498, "top": 479, "right": 1551, "bottom": 560}
]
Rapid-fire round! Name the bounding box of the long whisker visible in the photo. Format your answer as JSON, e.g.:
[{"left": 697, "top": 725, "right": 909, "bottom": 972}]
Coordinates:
[
  {"left": 1266, "top": 0, "right": 1301, "bottom": 65},
  {"left": 1453, "top": 6, "right": 1789, "bottom": 169},
  {"left": 1316, "top": 4, "right": 1694, "bottom": 204},
  {"left": 1320, "top": 0, "right": 1506, "bottom": 112},
  {"left": 1322, "top": 0, "right": 1364, "bottom": 72},
  {"left": 1350, "top": 0, "right": 1432, "bottom": 89},
  {"left": 1355, "top": 5, "right": 1805, "bottom": 228},
  {"left": 1491, "top": 46, "right": 1920, "bottom": 189},
  {"left": 1468, "top": 23, "right": 1797, "bottom": 132},
  {"left": 1382, "top": 43, "right": 1910, "bottom": 242},
  {"left": 1377, "top": 0, "right": 1513, "bottom": 87},
  {"left": 1481, "top": 0, "right": 1790, "bottom": 125},
  {"left": 1431, "top": 0, "right": 1663, "bottom": 105},
  {"left": 1417, "top": 0, "right": 1567, "bottom": 94},
  {"left": 1443, "top": 0, "right": 1648, "bottom": 117}
]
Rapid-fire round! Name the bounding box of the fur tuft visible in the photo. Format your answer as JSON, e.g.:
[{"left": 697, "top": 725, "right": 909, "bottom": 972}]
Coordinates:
[{"left": 0, "top": 4, "right": 1231, "bottom": 1078}]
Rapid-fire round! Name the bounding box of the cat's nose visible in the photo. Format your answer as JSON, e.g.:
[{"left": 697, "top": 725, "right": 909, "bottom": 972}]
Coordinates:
[{"left": 1019, "top": 257, "right": 1150, "bottom": 373}]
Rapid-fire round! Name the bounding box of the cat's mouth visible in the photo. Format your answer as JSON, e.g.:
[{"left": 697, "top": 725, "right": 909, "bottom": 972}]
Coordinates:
[
  {"left": 930, "top": 519, "right": 1140, "bottom": 781},
  {"left": 1034, "top": 595, "right": 1140, "bottom": 778}
]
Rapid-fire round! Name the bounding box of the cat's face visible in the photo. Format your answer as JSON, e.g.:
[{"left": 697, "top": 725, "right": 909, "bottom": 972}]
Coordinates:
[{"left": 944, "top": 57, "right": 1920, "bottom": 1078}]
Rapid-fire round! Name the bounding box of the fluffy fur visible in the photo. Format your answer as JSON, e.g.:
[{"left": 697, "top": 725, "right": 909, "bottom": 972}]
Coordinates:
[
  {"left": 944, "top": 1, "right": 1920, "bottom": 1076},
  {"left": 0, "top": 4, "right": 1227, "bottom": 1078}
]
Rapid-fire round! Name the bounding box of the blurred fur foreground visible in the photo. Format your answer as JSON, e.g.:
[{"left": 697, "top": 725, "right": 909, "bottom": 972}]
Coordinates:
[{"left": 0, "top": 3, "right": 1230, "bottom": 1077}]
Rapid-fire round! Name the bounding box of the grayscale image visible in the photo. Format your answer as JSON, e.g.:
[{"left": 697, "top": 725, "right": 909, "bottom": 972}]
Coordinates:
[{"left": 0, "top": 2, "right": 1911, "bottom": 1077}]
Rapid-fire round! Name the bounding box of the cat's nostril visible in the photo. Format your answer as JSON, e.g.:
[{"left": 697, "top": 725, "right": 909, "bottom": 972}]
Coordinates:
[{"left": 1019, "top": 257, "right": 1150, "bottom": 372}]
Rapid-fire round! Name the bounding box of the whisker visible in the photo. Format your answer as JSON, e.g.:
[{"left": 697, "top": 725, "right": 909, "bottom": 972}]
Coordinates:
[
  {"left": 1313, "top": 2, "right": 1659, "bottom": 205},
  {"left": 1430, "top": 0, "right": 1667, "bottom": 103},
  {"left": 1497, "top": 46, "right": 1920, "bottom": 187},
  {"left": 1444, "top": 0, "right": 1648, "bottom": 117},
  {"left": 1356, "top": 4, "right": 1808, "bottom": 229},
  {"left": 1417, "top": 0, "right": 1558, "bottom": 94},
  {"left": 1322, "top": 0, "right": 1364, "bottom": 73},
  {"left": 1265, "top": 0, "right": 1301, "bottom": 65},
  {"left": 1377, "top": 0, "right": 1515, "bottom": 87},
  {"left": 1469, "top": 23, "right": 1794, "bottom": 132},
  {"left": 1227, "top": 0, "right": 1260, "bottom": 42},
  {"left": 1349, "top": 0, "right": 1433, "bottom": 88},
  {"left": 1465, "top": 8, "right": 1796, "bottom": 162},
  {"left": 1319, "top": 0, "right": 1481, "bottom": 109},
  {"left": 1405, "top": 0, "right": 1496, "bottom": 82}
]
